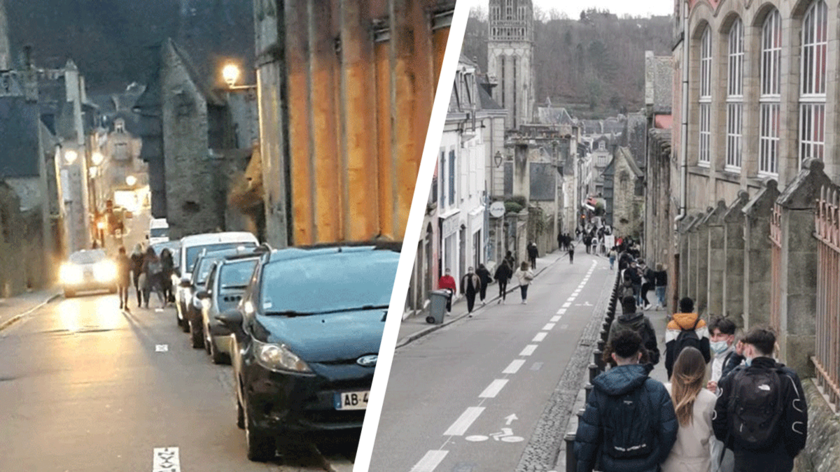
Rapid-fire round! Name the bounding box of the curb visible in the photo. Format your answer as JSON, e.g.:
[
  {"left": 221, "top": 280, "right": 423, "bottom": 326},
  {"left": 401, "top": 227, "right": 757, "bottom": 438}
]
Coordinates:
[
  {"left": 0, "top": 292, "right": 62, "bottom": 333},
  {"left": 395, "top": 254, "right": 566, "bottom": 349}
]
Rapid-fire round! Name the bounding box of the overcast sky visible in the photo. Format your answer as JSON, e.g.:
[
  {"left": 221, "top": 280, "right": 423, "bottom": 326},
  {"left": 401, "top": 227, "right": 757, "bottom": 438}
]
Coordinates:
[{"left": 466, "top": 0, "right": 673, "bottom": 18}]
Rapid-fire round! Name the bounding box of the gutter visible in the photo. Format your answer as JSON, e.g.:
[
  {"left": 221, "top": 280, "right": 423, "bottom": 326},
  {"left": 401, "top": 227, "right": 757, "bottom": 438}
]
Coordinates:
[{"left": 675, "top": 0, "right": 689, "bottom": 226}]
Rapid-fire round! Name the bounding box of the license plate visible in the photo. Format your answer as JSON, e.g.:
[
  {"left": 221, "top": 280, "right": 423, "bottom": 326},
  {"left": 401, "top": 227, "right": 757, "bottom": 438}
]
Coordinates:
[{"left": 335, "top": 391, "right": 368, "bottom": 410}]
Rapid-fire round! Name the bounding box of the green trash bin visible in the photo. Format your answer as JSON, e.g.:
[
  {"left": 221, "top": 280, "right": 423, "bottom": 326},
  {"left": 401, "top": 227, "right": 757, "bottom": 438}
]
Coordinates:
[{"left": 426, "top": 290, "right": 450, "bottom": 324}]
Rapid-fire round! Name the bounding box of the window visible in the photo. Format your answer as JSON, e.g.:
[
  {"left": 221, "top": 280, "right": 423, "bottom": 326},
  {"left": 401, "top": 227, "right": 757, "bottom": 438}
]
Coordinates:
[
  {"left": 800, "top": 0, "right": 827, "bottom": 164},
  {"left": 599, "top": 140, "right": 606, "bottom": 151},
  {"left": 448, "top": 150, "right": 456, "bottom": 205},
  {"left": 760, "top": 10, "right": 781, "bottom": 176},
  {"left": 699, "top": 27, "right": 712, "bottom": 166},
  {"left": 726, "top": 20, "right": 744, "bottom": 171}
]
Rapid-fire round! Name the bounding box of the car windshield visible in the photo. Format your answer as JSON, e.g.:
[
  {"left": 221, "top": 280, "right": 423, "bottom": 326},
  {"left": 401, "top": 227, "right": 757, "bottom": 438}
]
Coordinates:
[
  {"left": 186, "top": 242, "right": 256, "bottom": 273},
  {"left": 260, "top": 254, "right": 397, "bottom": 315},
  {"left": 193, "top": 256, "right": 225, "bottom": 285},
  {"left": 69, "top": 250, "right": 106, "bottom": 265},
  {"left": 219, "top": 259, "right": 258, "bottom": 289},
  {"left": 150, "top": 228, "right": 168, "bottom": 237}
]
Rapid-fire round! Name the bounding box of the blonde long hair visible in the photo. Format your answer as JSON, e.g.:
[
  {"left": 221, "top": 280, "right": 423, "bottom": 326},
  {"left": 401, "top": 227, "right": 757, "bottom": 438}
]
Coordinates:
[{"left": 670, "top": 347, "right": 706, "bottom": 427}]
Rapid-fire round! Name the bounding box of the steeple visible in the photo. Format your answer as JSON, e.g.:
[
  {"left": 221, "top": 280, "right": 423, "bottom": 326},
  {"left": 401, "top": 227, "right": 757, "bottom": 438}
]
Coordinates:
[
  {"left": 487, "top": 0, "right": 534, "bottom": 129},
  {"left": 0, "top": 0, "right": 10, "bottom": 71}
]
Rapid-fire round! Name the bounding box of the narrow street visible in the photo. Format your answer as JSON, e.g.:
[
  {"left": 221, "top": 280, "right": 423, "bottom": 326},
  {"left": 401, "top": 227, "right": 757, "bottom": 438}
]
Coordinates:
[
  {"left": 371, "top": 251, "right": 613, "bottom": 472},
  {"left": 0, "top": 294, "right": 355, "bottom": 472}
]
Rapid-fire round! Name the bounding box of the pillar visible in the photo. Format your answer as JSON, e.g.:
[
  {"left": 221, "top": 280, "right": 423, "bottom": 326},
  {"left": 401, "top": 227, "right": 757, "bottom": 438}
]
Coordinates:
[
  {"left": 722, "top": 191, "right": 750, "bottom": 325},
  {"left": 743, "top": 180, "right": 779, "bottom": 329},
  {"left": 706, "top": 201, "right": 727, "bottom": 317}
]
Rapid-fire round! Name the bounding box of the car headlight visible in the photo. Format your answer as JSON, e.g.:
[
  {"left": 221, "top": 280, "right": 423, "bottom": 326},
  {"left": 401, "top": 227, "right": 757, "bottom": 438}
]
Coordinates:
[
  {"left": 254, "top": 339, "right": 312, "bottom": 374},
  {"left": 93, "top": 261, "right": 117, "bottom": 282},
  {"left": 59, "top": 263, "right": 83, "bottom": 285}
]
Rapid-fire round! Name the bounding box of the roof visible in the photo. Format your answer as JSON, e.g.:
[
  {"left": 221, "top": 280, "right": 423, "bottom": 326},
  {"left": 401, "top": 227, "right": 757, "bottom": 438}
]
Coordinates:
[
  {"left": 536, "top": 106, "right": 574, "bottom": 126},
  {"left": 0, "top": 97, "right": 41, "bottom": 178},
  {"left": 167, "top": 39, "right": 225, "bottom": 107},
  {"left": 478, "top": 85, "right": 503, "bottom": 111},
  {"left": 647, "top": 55, "right": 673, "bottom": 114},
  {"left": 617, "top": 147, "right": 644, "bottom": 178}
]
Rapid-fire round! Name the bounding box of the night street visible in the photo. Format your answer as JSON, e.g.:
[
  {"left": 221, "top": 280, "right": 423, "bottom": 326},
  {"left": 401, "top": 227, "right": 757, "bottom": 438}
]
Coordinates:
[
  {"left": 0, "top": 294, "right": 355, "bottom": 472},
  {"left": 372, "top": 252, "right": 612, "bottom": 472}
]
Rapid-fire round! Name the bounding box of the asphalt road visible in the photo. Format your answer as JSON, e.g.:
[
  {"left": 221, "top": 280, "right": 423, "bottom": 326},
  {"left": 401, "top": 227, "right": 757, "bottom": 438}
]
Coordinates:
[
  {"left": 370, "top": 253, "right": 612, "bottom": 472},
  {"left": 0, "top": 293, "right": 355, "bottom": 472}
]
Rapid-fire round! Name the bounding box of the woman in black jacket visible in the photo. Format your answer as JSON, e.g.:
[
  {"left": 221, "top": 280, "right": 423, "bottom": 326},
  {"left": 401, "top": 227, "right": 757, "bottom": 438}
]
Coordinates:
[
  {"left": 130, "top": 244, "right": 145, "bottom": 308},
  {"left": 493, "top": 259, "right": 512, "bottom": 304}
]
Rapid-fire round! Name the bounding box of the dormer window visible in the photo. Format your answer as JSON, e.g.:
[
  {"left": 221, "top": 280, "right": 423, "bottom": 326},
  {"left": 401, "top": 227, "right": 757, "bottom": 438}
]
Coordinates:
[{"left": 114, "top": 119, "right": 125, "bottom": 133}]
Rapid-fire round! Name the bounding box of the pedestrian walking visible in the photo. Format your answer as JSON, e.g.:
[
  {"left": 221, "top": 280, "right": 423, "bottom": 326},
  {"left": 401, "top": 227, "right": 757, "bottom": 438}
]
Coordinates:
[
  {"left": 654, "top": 263, "right": 668, "bottom": 309},
  {"left": 568, "top": 244, "right": 575, "bottom": 264},
  {"left": 504, "top": 250, "right": 515, "bottom": 270},
  {"left": 438, "top": 268, "right": 457, "bottom": 313},
  {"left": 557, "top": 232, "right": 564, "bottom": 252},
  {"left": 639, "top": 260, "right": 654, "bottom": 310},
  {"left": 706, "top": 317, "right": 737, "bottom": 472},
  {"left": 608, "top": 247, "right": 617, "bottom": 270},
  {"left": 494, "top": 259, "right": 512, "bottom": 304},
  {"left": 527, "top": 242, "right": 538, "bottom": 269},
  {"left": 513, "top": 261, "right": 534, "bottom": 304},
  {"left": 115, "top": 246, "right": 132, "bottom": 312},
  {"left": 608, "top": 295, "right": 661, "bottom": 365},
  {"left": 712, "top": 327, "right": 808, "bottom": 472},
  {"left": 160, "top": 248, "right": 175, "bottom": 306},
  {"left": 130, "top": 244, "right": 145, "bottom": 308},
  {"left": 142, "top": 247, "right": 165, "bottom": 309},
  {"left": 661, "top": 347, "right": 716, "bottom": 472},
  {"left": 460, "top": 267, "right": 481, "bottom": 315},
  {"left": 476, "top": 264, "right": 492, "bottom": 306},
  {"left": 575, "top": 330, "right": 678, "bottom": 472},
  {"left": 623, "top": 260, "right": 643, "bottom": 306},
  {"left": 665, "top": 297, "right": 711, "bottom": 379}
]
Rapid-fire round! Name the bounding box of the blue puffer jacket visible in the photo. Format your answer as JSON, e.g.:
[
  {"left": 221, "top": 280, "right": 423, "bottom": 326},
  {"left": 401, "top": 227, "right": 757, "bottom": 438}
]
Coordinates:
[{"left": 574, "top": 364, "right": 678, "bottom": 472}]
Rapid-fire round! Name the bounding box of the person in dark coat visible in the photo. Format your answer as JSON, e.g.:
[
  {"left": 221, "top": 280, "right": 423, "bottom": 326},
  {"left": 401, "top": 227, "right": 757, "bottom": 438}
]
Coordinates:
[
  {"left": 568, "top": 243, "right": 575, "bottom": 264},
  {"left": 494, "top": 259, "right": 512, "bottom": 304},
  {"left": 527, "top": 242, "right": 538, "bottom": 269},
  {"left": 460, "top": 267, "right": 481, "bottom": 315},
  {"left": 475, "top": 264, "right": 492, "bottom": 306},
  {"left": 160, "top": 248, "right": 175, "bottom": 306},
  {"left": 575, "top": 330, "right": 679, "bottom": 472},
  {"left": 115, "top": 246, "right": 132, "bottom": 312},
  {"left": 608, "top": 296, "right": 661, "bottom": 366},
  {"left": 142, "top": 247, "right": 165, "bottom": 309},
  {"left": 130, "top": 244, "right": 145, "bottom": 308}
]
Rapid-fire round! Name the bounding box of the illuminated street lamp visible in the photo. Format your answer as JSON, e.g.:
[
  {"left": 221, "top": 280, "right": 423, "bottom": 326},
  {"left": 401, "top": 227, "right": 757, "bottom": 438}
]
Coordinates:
[
  {"left": 221, "top": 62, "right": 256, "bottom": 91},
  {"left": 126, "top": 175, "right": 137, "bottom": 186},
  {"left": 64, "top": 149, "right": 78, "bottom": 165},
  {"left": 91, "top": 152, "right": 104, "bottom": 166}
]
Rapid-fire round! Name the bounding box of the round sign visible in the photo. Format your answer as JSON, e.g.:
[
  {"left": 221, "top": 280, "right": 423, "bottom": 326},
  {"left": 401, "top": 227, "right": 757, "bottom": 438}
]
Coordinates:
[{"left": 489, "top": 201, "right": 506, "bottom": 218}]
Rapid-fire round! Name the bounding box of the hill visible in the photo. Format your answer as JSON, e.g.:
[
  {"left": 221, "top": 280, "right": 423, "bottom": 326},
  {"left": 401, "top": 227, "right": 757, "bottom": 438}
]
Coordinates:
[{"left": 463, "top": 8, "right": 673, "bottom": 118}]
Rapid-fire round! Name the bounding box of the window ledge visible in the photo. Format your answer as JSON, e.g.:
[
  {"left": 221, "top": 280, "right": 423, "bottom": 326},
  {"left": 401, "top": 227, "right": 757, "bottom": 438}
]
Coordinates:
[
  {"left": 688, "top": 165, "right": 711, "bottom": 177},
  {"left": 716, "top": 169, "right": 742, "bottom": 183}
]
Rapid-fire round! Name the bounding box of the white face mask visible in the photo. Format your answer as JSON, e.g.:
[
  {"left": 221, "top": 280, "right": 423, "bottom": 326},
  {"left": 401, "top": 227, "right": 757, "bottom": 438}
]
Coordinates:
[{"left": 711, "top": 340, "right": 729, "bottom": 354}]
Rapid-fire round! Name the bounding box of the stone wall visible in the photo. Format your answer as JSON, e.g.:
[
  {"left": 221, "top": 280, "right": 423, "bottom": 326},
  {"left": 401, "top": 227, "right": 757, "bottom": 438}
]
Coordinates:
[
  {"left": 794, "top": 380, "right": 840, "bottom": 472},
  {"left": 612, "top": 148, "right": 643, "bottom": 239},
  {"left": 0, "top": 183, "right": 49, "bottom": 297}
]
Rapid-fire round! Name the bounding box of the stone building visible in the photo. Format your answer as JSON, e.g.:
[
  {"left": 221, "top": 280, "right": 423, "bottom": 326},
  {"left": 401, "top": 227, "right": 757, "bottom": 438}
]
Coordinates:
[
  {"left": 487, "top": 0, "right": 534, "bottom": 129},
  {"left": 253, "top": 0, "right": 455, "bottom": 248},
  {"left": 603, "top": 147, "right": 644, "bottom": 239},
  {"left": 666, "top": 1, "right": 840, "bottom": 467}
]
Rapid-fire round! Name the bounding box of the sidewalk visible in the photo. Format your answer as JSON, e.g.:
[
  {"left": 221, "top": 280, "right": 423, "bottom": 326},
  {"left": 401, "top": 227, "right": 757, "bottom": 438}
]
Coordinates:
[
  {"left": 0, "top": 287, "right": 63, "bottom": 332},
  {"left": 397, "top": 250, "right": 571, "bottom": 348}
]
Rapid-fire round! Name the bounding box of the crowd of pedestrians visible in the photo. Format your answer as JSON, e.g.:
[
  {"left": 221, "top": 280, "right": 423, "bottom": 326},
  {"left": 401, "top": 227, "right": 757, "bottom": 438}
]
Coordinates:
[{"left": 113, "top": 243, "right": 176, "bottom": 311}]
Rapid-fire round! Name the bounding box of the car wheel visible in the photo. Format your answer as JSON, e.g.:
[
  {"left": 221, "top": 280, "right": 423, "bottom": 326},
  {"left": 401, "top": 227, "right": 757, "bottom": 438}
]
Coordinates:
[
  {"left": 64, "top": 289, "right": 75, "bottom": 298},
  {"left": 180, "top": 311, "right": 190, "bottom": 333},
  {"left": 236, "top": 396, "right": 245, "bottom": 430},
  {"left": 189, "top": 318, "right": 204, "bottom": 349},
  {"left": 204, "top": 325, "right": 212, "bottom": 355},
  {"left": 244, "top": 400, "right": 275, "bottom": 462},
  {"left": 176, "top": 306, "right": 183, "bottom": 327},
  {"left": 210, "top": 337, "right": 229, "bottom": 365}
]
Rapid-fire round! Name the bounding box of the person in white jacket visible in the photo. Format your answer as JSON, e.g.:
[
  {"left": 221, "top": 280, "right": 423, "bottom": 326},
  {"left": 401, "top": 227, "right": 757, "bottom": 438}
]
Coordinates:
[
  {"left": 662, "top": 347, "right": 716, "bottom": 472},
  {"left": 512, "top": 261, "right": 535, "bottom": 304}
]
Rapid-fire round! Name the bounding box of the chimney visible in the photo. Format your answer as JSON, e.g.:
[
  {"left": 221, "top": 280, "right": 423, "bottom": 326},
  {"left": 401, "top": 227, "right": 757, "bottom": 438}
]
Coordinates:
[{"left": 0, "top": 0, "right": 10, "bottom": 71}]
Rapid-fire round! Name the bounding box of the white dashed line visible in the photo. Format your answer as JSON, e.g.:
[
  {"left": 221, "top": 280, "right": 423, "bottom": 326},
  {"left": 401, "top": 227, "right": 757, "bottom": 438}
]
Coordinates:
[
  {"left": 543, "top": 323, "right": 556, "bottom": 331},
  {"left": 556, "top": 308, "right": 566, "bottom": 315},
  {"left": 562, "top": 302, "right": 571, "bottom": 308},
  {"left": 533, "top": 332, "right": 547, "bottom": 342},
  {"left": 411, "top": 450, "right": 449, "bottom": 472},
  {"left": 520, "top": 344, "right": 538, "bottom": 356},
  {"left": 479, "top": 379, "right": 509, "bottom": 398},
  {"left": 503, "top": 359, "right": 526, "bottom": 374},
  {"left": 551, "top": 315, "right": 562, "bottom": 322},
  {"left": 444, "top": 407, "right": 485, "bottom": 436}
]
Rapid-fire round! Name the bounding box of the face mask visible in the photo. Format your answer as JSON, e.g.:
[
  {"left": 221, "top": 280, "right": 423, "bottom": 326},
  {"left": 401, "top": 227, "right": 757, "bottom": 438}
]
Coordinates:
[
  {"left": 711, "top": 340, "right": 729, "bottom": 354},
  {"left": 745, "top": 357, "right": 753, "bottom": 367}
]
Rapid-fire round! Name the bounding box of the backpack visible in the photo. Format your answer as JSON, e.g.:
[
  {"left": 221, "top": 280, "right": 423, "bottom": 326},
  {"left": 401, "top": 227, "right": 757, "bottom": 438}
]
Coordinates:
[
  {"left": 620, "top": 270, "right": 634, "bottom": 298},
  {"left": 602, "top": 384, "right": 655, "bottom": 459},
  {"left": 672, "top": 317, "right": 702, "bottom": 361},
  {"left": 727, "top": 366, "right": 785, "bottom": 450}
]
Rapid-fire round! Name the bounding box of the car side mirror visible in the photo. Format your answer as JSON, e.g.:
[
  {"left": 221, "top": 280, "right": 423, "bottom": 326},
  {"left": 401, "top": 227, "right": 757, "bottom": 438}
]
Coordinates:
[
  {"left": 214, "top": 309, "right": 244, "bottom": 334},
  {"left": 179, "top": 276, "right": 191, "bottom": 287},
  {"left": 195, "top": 290, "right": 210, "bottom": 300}
]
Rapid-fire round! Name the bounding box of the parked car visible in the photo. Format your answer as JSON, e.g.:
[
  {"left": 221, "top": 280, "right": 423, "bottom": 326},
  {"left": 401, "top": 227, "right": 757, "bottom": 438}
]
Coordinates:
[
  {"left": 215, "top": 245, "right": 399, "bottom": 461},
  {"left": 196, "top": 254, "right": 262, "bottom": 363},
  {"left": 60, "top": 249, "right": 118, "bottom": 298},
  {"left": 175, "top": 232, "right": 258, "bottom": 329}
]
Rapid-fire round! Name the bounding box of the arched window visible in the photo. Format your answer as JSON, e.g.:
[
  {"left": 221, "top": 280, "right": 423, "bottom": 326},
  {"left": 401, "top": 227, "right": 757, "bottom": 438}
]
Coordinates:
[
  {"left": 726, "top": 19, "right": 744, "bottom": 171},
  {"left": 760, "top": 10, "right": 781, "bottom": 176},
  {"left": 800, "top": 0, "right": 827, "bottom": 164},
  {"left": 699, "top": 27, "right": 712, "bottom": 166}
]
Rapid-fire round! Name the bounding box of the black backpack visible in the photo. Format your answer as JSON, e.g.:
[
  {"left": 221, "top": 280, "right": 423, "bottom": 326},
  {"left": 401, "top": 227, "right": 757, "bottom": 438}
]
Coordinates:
[
  {"left": 727, "top": 366, "right": 785, "bottom": 450},
  {"left": 673, "top": 317, "right": 703, "bottom": 360},
  {"left": 620, "top": 270, "right": 635, "bottom": 298},
  {"left": 602, "top": 384, "right": 655, "bottom": 459}
]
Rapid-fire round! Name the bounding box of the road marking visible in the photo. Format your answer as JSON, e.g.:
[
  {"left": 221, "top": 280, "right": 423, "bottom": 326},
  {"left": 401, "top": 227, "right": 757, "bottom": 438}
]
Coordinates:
[
  {"left": 505, "top": 414, "right": 518, "bottom": 425},
  {"left": 556, "top": 308, "right": 566, "bottom": 315},
  {"left": 479, "top": 379, "right": 509, "bottom": 398},
  {"left": 551, "top": 315, "right": 562, "bottom": 322},
  {"left": 573, "top": 290, "right": 581, "bottom": 295},
  {"left": 155, "top": 344, "right": 168, "bottom": 352},
  {"left": 503, "top": 359, "right": 526, "bottom": 374},
  {"left": 562, "top": 302, "right": 571, "bottom": 308},
  {"left": 543, "top": 323, "right": 555, "bottom": 331},
  {"left": 444, "top": 407, "right": 485, "bottom": 436},
  {"left": 533, "top": 332, "right": 547, "bottom": 342},
  {"left": 520, "top": 344, "right": 538, "bottom": 356},
  {"left": 152, "top": 447, "right": 180, "bottom": 472},
  {"left": 410, "top": 450, "right": 449, "bottom": 472}
]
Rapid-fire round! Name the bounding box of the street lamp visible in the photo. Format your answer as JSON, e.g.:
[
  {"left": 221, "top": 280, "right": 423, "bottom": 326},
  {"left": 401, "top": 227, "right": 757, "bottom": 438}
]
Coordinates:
[
  {"left": 91, "top": 152, "right": 104, "bottom": 166},
  {"left": 64, "top": 149, "right": 78, "bottom": 165},
  {"left": 221, "top": 62, "right": 256, "bottom": 91},
  {"left": 494, "top": 150, "right": 503, "bottom": 168},
  {"left": 126, "top": 175, "right": 137, "bottom": 186}
]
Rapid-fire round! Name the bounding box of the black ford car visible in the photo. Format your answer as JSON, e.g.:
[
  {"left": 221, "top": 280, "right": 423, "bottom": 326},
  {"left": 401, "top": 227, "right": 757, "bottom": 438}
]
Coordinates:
[{"left": 215, "top": 245, "right": 399, "bottom": 461}]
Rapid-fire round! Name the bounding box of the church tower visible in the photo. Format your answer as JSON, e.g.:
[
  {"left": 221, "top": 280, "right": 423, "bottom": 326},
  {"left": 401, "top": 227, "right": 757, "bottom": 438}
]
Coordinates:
[{"left": 487, "top": 0, "right": 533, "bottom": 130}]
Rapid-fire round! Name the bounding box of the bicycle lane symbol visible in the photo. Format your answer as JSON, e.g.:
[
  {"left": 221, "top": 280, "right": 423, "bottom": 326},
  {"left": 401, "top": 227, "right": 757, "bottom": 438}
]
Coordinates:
[{"left": 465, "top": 427, "right": 524, "bottom": 443}]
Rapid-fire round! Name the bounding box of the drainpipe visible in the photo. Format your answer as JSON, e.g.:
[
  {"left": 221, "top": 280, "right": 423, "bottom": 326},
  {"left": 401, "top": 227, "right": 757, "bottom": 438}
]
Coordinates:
[{"left": 675, "top": 0, "right": 689, "bottom": 225}]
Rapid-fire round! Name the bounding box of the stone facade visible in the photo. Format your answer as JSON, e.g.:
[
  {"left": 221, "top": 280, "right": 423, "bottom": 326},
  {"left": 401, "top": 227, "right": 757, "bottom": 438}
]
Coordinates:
[
  {"left": 608, "top": 147, "right": 644, "bottom": 240},
  {"left": 487, "top": 0, "right": 533, "bottom": 129}
]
